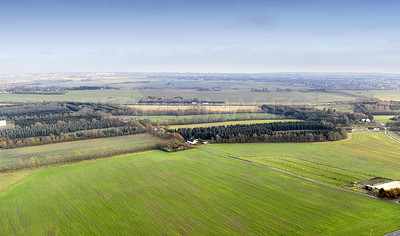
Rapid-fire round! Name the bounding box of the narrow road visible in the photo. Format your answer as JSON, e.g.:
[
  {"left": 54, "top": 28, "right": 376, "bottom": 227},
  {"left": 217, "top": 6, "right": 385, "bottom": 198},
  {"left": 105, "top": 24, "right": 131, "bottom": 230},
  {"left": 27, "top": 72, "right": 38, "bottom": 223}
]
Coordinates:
[
  {"left": 195, "top": 147, "right": 400, "bottom": 206},
  {"left": 386, "top": 229, "right": 400, "bottom": 236},
  {"left": 384, "top": 127, "right": 400, "bottom": 144}
]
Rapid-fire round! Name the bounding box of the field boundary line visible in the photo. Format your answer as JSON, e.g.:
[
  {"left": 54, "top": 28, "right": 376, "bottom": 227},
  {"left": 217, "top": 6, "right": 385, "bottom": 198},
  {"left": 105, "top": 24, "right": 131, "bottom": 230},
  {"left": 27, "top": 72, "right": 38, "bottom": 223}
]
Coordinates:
[{"left": 195, "top": 147, "right": 400, "bottom": 206}]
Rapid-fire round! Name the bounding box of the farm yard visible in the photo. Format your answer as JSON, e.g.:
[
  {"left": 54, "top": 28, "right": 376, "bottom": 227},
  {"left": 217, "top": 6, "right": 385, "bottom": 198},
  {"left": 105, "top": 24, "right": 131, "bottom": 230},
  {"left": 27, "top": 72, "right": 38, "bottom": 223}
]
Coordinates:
[{"left": 0, "top": 149, "right": 399, "bottom": 235}]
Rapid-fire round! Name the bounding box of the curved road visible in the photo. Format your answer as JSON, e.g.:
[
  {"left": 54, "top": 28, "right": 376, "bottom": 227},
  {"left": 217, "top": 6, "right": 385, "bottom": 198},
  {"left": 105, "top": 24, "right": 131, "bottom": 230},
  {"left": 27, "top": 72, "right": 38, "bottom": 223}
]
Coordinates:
[{"left": 384, "top": 127, "right": 400, "bottom": 144}]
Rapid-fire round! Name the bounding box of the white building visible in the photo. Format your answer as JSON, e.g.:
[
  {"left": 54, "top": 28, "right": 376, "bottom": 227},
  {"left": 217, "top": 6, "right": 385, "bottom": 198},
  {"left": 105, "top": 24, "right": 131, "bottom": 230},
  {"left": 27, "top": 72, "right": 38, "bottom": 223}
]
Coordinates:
[{"left": 0, "top": 120, "right": 6, "bottom": 126}]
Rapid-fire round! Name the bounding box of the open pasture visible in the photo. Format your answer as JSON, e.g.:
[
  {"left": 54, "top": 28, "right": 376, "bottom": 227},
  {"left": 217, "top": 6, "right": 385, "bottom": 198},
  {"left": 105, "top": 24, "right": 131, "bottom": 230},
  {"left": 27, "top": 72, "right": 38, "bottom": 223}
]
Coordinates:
[
  {"left": 374, "top": 115, "right": 396, "bottom": 125},
  {"left": 0, "top": 134, "right": 156, "bottom": 170},
  {"left": 0, "top": 89, "right": 142, "bottom": 103},
  {"left": 0, "top": 149, "right": 399, "bottom": 235}
]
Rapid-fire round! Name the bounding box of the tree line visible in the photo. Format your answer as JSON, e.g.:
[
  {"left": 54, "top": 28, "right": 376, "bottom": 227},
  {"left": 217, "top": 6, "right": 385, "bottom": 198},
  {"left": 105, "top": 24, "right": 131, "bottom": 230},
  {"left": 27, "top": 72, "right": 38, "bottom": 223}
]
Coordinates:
[{"left": 170, "top": 121, "right": 347, "bottom": 143}]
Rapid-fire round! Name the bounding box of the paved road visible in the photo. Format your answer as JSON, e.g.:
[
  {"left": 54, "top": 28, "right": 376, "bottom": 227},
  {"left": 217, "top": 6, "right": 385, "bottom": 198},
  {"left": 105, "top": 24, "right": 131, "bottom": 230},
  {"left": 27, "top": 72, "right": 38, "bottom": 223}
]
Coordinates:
[
  {"left": 384, "top": 127, "right": 400, "bottom": 144},
  {"left": 386, "top": 229, "right": 400, "bottom": 236},
  {"left": 195, "top": 147, "right": 400, "bottom": 206}
]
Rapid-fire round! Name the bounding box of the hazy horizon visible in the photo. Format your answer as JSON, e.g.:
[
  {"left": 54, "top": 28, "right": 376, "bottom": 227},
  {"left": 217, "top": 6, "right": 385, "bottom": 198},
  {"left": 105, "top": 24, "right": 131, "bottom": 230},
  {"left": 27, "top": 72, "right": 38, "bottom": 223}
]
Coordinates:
[{"left": 1, "top": 0, "right": 400, "bottom": 73}]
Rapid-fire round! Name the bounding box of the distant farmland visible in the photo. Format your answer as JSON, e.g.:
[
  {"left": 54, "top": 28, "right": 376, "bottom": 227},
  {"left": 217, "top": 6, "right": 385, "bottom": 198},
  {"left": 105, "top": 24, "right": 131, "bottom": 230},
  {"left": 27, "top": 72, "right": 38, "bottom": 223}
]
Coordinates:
[
  {"left": 141, "top": 89, "right": 357, "bottom": 105},
  {"left": 0, "top": 89, "right": 142, "bottom": 103},
  {"left": 0, "top": 149, "right": 399, "bottom": 235}
]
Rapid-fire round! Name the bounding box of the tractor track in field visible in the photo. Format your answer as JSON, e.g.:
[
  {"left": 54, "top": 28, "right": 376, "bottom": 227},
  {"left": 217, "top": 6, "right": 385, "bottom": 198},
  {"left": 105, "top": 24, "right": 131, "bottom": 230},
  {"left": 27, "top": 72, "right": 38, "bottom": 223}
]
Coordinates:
[{"left": 195, "top": 147, "right": 400, "bottom": 206}]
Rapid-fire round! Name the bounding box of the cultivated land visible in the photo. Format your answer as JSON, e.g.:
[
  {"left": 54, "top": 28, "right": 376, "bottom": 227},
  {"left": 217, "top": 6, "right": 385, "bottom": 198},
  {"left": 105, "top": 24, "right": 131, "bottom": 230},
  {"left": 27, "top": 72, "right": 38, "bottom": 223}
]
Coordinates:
[
  {"left": 122, "top": 112, "right": 279, "bottom": 122},
  {"left": 0, "top": 149, "right": 399, "bottom": 235},
  {"left": 141, "top": 89, "right": 356, "bottom": 104},
  {"left": 0, "top": 134, "right": 156, "bottom": 169},
  {"left": 374, "top": 115, "right": 396, "bottom": 125},
  {"left": 169, "top": 119, "right": 301, "bottom": 129},
  {"left": 0, "top": 90, "right": 142, "bottom": 103},
  {"left": 201, "top": 132, "right": 400, "bottom": 183}
]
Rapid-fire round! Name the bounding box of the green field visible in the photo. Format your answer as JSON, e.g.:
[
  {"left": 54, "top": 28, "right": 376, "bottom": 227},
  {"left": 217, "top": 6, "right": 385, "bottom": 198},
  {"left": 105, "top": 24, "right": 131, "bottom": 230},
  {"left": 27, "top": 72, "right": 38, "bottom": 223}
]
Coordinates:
[
  {"left": 0, "top": 149, "right": 399, "bottom": 235},
  {"left": 202, "top": 132, "right": 400, "bottom": 183},
  {"left": 374, "top": 115, "right": 395, "bottom": 125},
  {"left": 169, "top": 119, "right": 301, "bottom": 129},
  {"left": 0, "top": 90, "right": 142, "bottom": 103},
  {"left": 141, "top": 89, "right": 356, "bottom": 105},
  {"left": 122, "top": 112, "right": 279, "bottom": 122},
  {"left": 0, "top": 134, "right": 156, "bottom": 169}
]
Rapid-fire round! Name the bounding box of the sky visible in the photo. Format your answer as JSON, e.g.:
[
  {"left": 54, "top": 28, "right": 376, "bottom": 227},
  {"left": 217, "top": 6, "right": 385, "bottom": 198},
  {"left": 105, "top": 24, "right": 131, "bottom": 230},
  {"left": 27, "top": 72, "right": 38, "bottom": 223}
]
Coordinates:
[{"left": 0, "top": 0, "right": 400, "bottom": 73}]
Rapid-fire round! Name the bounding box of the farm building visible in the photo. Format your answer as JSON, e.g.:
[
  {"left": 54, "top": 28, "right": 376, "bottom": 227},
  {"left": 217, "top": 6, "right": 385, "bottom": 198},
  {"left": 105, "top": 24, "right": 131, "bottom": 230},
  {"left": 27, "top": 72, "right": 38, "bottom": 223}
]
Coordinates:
[
  {"left": 360, "top": 118, "right": 371, "bottom": 122},
  {"left": 0, "top": 120, "right": 6, "bottom": 126},
  {"left": 186, "top": 139, "right": 198, "bottom": 145},
  {"left": 373, "top": 181, "right": 400, "bottom": 191}
]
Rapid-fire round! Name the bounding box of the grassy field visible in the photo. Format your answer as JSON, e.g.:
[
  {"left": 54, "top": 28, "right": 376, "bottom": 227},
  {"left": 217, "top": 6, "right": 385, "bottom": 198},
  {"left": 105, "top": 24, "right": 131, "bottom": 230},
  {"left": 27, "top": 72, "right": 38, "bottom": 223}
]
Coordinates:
[
  {"left": 0, "top": 90, "right": 142, "bottom": 103},
  {"left": 122, "top": 112, "right": 279, "bottom": 122},
  {"left": 141, "top": 89, "right": 356, "bottom": 105},
  {"left": 202, "top": 132, "right": 400, "bottom": 183},
  {"left": 169, "top": 119, "right": 301, "bottom": 129},
  {"left": 0, "top": 149, "right": 399, "bottom": 235},
  {"left": 374, "top": 115, "right": 395, "bottom": 125},
  {"left": 0, "top": 134, "right": 156, "bottom": 169}
]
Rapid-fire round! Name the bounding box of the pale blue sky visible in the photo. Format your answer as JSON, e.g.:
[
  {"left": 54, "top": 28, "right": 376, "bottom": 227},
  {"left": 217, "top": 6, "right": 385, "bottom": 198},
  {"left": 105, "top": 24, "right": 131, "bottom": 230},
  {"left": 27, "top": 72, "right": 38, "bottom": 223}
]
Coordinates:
[{"left": 0, "top": 0, "right": 399, "bottom": 73}]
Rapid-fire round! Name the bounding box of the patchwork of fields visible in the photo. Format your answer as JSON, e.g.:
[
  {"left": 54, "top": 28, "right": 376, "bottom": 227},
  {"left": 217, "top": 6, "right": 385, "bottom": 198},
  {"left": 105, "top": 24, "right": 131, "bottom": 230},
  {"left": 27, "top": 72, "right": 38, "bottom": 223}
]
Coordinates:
[
  {"left": 1, "top": 149, "right": 399, "bottom": 235},
  {"left": 141, "top": 89, "right": 357, "bottom": 105}
]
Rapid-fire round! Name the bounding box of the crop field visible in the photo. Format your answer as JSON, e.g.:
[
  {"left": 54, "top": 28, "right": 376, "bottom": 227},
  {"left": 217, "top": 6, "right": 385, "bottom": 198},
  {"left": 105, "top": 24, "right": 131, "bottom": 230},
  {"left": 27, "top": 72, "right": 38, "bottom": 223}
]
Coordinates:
[
  {"left": 122, "top": 112, "right": 279, "bottom": 122},
  {"left": 341, "top": 90, "right": 400, "bottom": 101},
  {"left": 169, "top": 119, "right": 301, "bottom": 129},
  {"left": 316, "top": 104, "right": 355, "bottom": 113},
  {"left": 0, "top": 134, "right": 156, "bottom": 169},
  {"left": 374, "top": 115, "right": 395, "bottom": 125},
  {"left": 238, "top": 155, "right": 372, "bottom": 186},
  {"left": 129, "top": 104, "right": 262, "bottom": 112},
  {"left": 202, "top": 132, "right": 400, "bottom": 182},
  {"left": 320, "top": 132, "right": 400, "bottom": 169},
  {"left": 141, "top": 89, "right": 356, "bottom": 105},
  {"left": 0, "top": 89, "right": 142, "bottom": 103},
  {"left": 0, "top": 149, "right": 399, "bottom": 235}
]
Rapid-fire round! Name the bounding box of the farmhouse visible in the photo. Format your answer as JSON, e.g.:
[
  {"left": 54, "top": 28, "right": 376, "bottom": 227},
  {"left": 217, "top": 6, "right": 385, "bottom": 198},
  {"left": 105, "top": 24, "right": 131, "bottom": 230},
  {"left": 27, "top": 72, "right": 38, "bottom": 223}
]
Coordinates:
[
  {"left": 0, "top": 120, "right": 6, "bottom": 126},
  {"left": 360, "top": 118, "right": 370, "bottom": 122},
  {"left": 186, "top": 139, "right": 198, "bottom": 145}
]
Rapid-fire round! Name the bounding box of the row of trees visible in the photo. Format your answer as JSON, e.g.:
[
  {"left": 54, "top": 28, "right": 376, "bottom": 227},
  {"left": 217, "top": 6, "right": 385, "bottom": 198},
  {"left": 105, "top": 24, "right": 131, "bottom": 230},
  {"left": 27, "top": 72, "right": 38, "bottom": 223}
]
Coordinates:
[
  {"left": 1, "top": 141, "right": 157, "bottom": 172},
  {"left": 0, "top": 103, "right": 71, "bottom": 118},
  {"left": 0, "top": 126, "right": 146, "bottom": 149},
  {"left": 0, "top": 118, "right": 127, "bottom": 139},
  {"left": 171, "top": 121, "right": 347, "bottom": 143},
  {"left": 261, "top": 104, "right": 365, "bottom": 125},
  {"left": 207, "top": 131, "right": 345, "bottom": 143}
]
